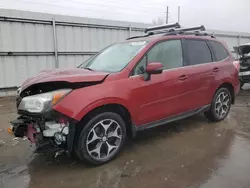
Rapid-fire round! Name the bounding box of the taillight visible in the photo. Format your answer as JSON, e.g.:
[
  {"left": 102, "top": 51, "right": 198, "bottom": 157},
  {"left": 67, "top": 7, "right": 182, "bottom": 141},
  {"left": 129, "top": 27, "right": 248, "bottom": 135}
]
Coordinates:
[{"left": 233, "top": 61, "right": 240, "bottom": 72}]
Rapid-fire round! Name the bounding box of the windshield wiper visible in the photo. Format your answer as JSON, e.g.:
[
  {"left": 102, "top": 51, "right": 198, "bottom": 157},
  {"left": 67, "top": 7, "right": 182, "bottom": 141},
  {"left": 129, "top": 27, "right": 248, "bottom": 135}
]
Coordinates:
[{"left": 83, "top": 67, "right": 93, "bottom": 71}]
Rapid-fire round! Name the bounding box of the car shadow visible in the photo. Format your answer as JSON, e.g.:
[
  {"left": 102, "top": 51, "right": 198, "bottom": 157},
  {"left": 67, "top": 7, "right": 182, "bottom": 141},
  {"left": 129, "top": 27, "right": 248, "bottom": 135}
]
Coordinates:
[{"left": 130, "top": 114, "right": 210, "bottom": 143}]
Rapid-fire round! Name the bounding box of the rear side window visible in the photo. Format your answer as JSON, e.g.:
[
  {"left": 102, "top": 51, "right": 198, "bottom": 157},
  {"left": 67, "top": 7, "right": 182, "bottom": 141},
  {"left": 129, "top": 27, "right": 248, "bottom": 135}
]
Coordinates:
[
  {"left": 185, "top": 40, "right": 212, "bottom": 65},
  {"left": 208, "top": 40, "right": 229, "bottom": 61}
]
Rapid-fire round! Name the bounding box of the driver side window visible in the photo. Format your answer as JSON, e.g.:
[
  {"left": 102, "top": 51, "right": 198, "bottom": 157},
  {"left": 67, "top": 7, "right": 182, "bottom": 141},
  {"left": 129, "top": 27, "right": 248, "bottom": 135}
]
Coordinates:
[{"left": 132, "top": 39, "right": 183, "bottom": 75}]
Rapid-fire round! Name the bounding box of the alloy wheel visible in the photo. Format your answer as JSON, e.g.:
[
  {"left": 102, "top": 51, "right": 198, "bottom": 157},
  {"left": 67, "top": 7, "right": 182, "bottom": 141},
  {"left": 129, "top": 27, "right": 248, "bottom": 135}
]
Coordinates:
[
  {"left": 215, "top": 91, "right": 230, "bottom": 118},
  {"left": 86, "top": 119, "right": 122, "bottom": 160}
]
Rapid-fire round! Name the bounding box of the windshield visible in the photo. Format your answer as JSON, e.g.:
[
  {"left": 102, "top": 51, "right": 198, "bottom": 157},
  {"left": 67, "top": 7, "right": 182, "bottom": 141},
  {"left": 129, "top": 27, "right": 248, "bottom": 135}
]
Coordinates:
[{"left": 80, "top": 41, "right": 147, "bottom": 72}]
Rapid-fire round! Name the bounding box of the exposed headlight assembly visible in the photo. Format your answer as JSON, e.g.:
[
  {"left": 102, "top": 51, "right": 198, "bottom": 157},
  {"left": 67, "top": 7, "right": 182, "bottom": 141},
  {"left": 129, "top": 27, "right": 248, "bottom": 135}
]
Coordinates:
[{"left": 18, "top": 89, "right": 72, "bottom": 113}]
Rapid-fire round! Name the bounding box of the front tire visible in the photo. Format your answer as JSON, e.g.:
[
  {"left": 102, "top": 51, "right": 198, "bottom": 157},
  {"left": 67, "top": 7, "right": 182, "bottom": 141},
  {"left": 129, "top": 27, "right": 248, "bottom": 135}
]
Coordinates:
[
  {"left": 205, "top": 88, "right": 232, "bottom": 122},
  {"left": 76, "top": 112, "right": 126, "bottom": 165}
]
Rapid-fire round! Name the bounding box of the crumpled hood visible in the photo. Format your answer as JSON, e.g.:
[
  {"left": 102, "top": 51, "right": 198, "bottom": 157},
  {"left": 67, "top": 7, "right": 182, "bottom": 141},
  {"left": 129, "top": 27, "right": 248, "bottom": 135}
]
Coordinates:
[{"left": 21, "top": 68, "right": 109, "bottom": 91}]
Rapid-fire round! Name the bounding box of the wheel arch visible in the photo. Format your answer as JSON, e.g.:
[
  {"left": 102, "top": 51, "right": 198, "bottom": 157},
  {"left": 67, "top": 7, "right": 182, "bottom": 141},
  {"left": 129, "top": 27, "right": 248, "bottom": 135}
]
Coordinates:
[
  {"left": 76, "top": 103, "right": 135, "bottom": 138},
  {"left": 217, "top": 82, "right": 235, "bottom": 104}
]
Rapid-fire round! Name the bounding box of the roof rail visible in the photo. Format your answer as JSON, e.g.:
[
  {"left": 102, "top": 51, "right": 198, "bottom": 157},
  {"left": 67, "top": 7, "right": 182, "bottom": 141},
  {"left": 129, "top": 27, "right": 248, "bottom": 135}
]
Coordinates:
[
  {"left": 163, "top": 25, "right": 215, "bottom": 38},
  {"left": 168, "top": 25, "right": 205, "bottom": 33},
  {"left": 146, "top": 25, "right": 205, "bottom": 35},
  {"left": 126, "top": 34, "right": 150, "bottom": 40},
  {"left": 145, "top": 23, "right": 180, "bottom": 33},
  {"left": 126, "top": 25, "right": 215, "bottom": 40},
  {"left": 164, "top": 31, "right": 215, "bottom": 38}
]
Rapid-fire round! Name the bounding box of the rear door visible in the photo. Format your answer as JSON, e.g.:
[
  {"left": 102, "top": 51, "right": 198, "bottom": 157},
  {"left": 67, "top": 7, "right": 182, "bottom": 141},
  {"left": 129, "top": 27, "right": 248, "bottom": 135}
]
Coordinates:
[
  {"left": 207, "top": 40, "right": 232, "bottom": 98},
  {"left": 182, "top": 39, "right": 215, "bottom": 109}
]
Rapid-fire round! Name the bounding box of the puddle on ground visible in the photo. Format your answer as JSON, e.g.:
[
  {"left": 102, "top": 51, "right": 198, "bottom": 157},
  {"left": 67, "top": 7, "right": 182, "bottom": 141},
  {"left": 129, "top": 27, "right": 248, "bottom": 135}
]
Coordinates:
[{"left": 197, "top": 135, "right": 250, "bottom": 188}]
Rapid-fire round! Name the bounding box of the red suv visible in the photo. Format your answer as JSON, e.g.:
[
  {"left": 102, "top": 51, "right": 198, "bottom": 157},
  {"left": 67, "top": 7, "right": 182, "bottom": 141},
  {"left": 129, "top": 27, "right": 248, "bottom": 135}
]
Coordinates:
[{"left": 10, "top": 24, "right": 240, "bottom": 165}]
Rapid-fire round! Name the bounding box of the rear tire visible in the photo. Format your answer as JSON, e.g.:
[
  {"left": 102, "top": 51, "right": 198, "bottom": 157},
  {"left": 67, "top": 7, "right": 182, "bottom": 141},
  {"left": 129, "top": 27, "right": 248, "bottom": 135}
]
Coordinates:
[
  {"left": 205, "top": 88, "right": 232, "bottom": 122},
  {"left": 75, "top": 112, "right": 126, "bottom": 166}
]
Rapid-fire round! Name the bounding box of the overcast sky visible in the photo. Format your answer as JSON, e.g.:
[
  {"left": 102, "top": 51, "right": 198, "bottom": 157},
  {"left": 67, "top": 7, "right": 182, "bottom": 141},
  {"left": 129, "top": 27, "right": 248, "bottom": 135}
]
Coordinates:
[{"left": 0, "top": 0, "right": 249, "bottom": 32}]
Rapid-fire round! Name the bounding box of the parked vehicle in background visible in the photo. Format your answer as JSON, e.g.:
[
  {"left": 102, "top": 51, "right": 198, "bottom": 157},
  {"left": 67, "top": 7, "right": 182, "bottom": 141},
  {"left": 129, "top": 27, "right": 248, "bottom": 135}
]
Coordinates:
[
  {"left": 10, "top": 23, "right": 240, "bottom": 165},
  {"left": 234, "top": 43, "right": 250, "bottom": 89}
]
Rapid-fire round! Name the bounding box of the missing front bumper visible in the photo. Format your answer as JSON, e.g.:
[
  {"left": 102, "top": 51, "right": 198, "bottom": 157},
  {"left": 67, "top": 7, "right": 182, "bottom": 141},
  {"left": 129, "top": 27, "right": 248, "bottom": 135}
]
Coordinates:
[{"left": 10, "top": 116, "right": 76, "bottom": 156}]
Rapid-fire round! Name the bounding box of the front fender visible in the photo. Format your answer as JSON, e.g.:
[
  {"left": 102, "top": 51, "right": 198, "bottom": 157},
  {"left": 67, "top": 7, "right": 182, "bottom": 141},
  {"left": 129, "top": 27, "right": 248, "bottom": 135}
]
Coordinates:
[
  {"left": 75, "top": 97, "right": 132, "bottom": 121},
  {"left": 53, "top": 86, "right": 134, "bottom": 121}
]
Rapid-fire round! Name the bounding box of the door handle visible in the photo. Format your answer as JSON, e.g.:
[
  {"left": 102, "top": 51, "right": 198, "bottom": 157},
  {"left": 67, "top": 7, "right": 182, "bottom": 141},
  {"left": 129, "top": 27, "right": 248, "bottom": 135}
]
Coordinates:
[
  {"left": 178, "top": 75, "right": 188, "bottom": 81},
  {"left": 213, "top": 67, "right": 219, "bottom": 72}
]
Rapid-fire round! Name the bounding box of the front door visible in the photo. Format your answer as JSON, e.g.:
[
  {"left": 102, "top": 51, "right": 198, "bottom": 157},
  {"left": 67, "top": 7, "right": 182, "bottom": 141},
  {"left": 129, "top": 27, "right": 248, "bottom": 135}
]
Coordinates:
[{"left": 129, "top": 39, "right": 193, "bottom": 126}]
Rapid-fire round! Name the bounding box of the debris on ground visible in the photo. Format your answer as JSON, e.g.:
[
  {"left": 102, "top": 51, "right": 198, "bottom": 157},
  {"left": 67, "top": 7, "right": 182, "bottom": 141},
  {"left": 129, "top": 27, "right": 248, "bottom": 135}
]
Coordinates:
[
  {"left": 0, "top": 140, "right": 6, "bottom": 147},
  {"left": 131, "top": 166, "right": 142, "bottom": 177},
  {"left": 120, "top": 173, "right": 130, "bottom": 178},
  {"left": 12, "top": 140, "right": 19, "bottom": 147},
  {"left": 0, "top": 129, "right": 3, "bottom": 132}
]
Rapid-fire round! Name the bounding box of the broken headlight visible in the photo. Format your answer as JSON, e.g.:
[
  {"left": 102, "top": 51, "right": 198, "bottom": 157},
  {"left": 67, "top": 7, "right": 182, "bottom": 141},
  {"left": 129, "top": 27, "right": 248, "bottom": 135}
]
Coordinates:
[{"left": 18, "top": 89, "right": 72, "bottom": 113}]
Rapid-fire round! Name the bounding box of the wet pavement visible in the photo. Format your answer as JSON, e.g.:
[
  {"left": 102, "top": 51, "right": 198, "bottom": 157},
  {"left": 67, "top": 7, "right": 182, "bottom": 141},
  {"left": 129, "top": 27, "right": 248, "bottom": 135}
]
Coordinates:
[{"left": 1, "top": 86, "right": 250, "bottom": 188}]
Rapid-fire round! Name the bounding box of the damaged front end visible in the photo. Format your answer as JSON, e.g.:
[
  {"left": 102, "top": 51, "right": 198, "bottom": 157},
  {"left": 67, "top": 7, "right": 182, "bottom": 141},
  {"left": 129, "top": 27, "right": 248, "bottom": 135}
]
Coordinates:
[
  {"left": 11, "top": 84, "right": 77, "bottom": 155},
  {"left": 11, "top": 115, "right": 75, "bottom": 155},
  {"left": 10, "top": 68, "right": 109, "bottom": 156}
]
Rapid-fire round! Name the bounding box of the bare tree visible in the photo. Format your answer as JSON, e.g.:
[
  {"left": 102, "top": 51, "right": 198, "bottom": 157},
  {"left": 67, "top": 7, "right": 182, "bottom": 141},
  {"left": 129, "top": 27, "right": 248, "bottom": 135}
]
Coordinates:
[{"left": 152, "top": 17, "right": 164, "bottom": 25}]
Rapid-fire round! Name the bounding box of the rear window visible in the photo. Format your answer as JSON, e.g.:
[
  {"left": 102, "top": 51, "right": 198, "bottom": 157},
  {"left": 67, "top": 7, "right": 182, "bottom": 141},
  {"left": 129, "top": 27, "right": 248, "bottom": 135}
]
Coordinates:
[
  {"left": 208, "top": 40, "right": 229, "bottom": 61},
  {"left": 186, "top": 40, "right": 212, "bottom": 65}
]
